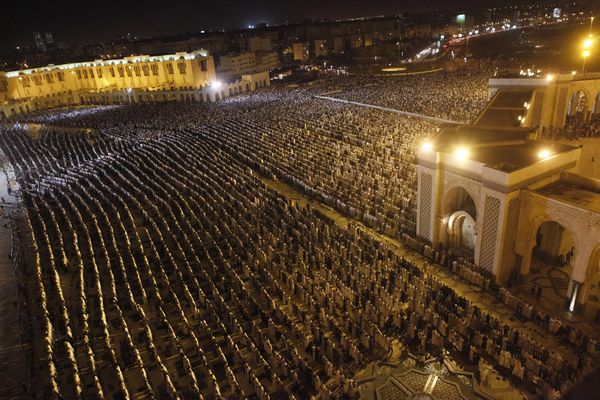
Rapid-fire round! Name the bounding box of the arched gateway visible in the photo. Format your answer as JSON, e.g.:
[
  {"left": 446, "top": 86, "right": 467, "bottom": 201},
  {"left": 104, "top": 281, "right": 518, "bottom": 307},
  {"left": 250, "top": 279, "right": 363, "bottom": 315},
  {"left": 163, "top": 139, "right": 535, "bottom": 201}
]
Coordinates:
[{"left": 417, "top": 123, "right": 600, "bottom": 312}]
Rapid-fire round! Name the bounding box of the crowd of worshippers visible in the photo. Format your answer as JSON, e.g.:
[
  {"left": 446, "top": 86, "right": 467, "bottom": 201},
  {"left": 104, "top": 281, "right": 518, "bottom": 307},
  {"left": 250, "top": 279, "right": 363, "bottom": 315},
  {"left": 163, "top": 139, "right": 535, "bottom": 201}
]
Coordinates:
[
  {"left": 1, "top": 71, "right": 598, "bottom": 399},
  {"left": 17, "top": 89, "right": 436, "bottom": 239},
  {"left": 311, "top": 64, "right": 495, "bottom": 123},
  {"left": 0, "top": 126, "right": 596, "bottom": 400},
  {"left": 556, "top": 114, "right": 600, "bottom": 139}
]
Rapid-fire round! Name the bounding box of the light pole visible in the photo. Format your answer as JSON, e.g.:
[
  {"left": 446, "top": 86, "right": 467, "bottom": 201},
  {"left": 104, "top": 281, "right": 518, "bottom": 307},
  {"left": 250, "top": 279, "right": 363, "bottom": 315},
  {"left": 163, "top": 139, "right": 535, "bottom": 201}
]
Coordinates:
[
  {"left": 589, "top": 16, "right": 595, "bottom": 35},
  {"left": 582, "top": 50, "right": 590, "bottom": 75},
  {"left": 581, "top": 32, "right": 595, "bottom": 75}
]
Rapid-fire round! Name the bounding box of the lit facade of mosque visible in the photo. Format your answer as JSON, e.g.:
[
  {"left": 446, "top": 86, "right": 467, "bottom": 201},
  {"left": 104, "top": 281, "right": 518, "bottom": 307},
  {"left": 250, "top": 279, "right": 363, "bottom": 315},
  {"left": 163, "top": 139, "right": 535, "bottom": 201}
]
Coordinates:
[
  {"left": 0, "top": 49, "right": 269, "bottom": 117},
  {"left": 417, "top": 73, "right": 600, "bottom": 314}
]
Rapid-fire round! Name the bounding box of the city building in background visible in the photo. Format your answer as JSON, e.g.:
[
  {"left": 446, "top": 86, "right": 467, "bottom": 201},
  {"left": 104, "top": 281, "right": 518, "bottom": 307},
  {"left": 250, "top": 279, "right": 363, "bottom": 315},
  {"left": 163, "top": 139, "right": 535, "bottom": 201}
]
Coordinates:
[
  {"left": 33, "top": 32, "right": 46, "bottom": 52},
  {"left": 0, "top": 49, "right": 271, "bottom": 116}
]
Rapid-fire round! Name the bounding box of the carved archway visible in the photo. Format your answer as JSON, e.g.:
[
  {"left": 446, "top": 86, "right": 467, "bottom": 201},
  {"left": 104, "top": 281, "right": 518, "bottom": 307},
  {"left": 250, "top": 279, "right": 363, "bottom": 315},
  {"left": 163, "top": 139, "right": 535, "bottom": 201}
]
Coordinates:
[
  {"left": 579, "top": 244, "right": 600, "bottom": 305},
  {"left": 520, "top": 215, "right": 582, "bottom": 305},
  {"left": 567, "top": 89, "right": 589, "bottom": 122},
  {"left": 532, "top": 221, "right": 575, "bottom": 267},
  {"left": 443, "top": 185, "right": 477, "bottom": 220},
  {"left": 447, "top": 210, "right": 476, "bottom": 252},
  {"left": 593, "top": 92, "right": 600, "bottom": 117},
  {"left": 441, "top": 186, "right": 478, "bottom": 255}
]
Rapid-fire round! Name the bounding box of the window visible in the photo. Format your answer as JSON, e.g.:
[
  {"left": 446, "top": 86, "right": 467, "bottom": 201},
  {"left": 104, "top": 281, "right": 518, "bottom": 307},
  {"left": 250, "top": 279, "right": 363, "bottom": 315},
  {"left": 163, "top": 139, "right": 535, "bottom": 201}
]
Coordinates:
[
  {"left": 76, "top": 70, "right": 82, "bottom": 79},
  {"left": 126, "top": 66, "right": 133, "bottom": 77},
  {"left": 142, "top": 65, "right": 149, "bottom": 76},
  {"left": 20, "top": 76, "right": 30, "bottom": 88},
  {"left": 0, "top": 80, "right": 7, "bottom": 91},
  {"left": 134, "top": 65, "right": 141, "bottom": 76},
  {"left": 96, "top": 68, "right": 103, "bottom": 78},
  {"left": 166, "top": 62, "right": 174, "bottom": 74},
  {"left": 117, "top": 66, "right": 124, "bottom": 77},
  {"left": 177, "top": 61, "right": 186, "bottom": 75},
  {"left": 200, "top": 60, "right": 208, "bottom": 72},
  {"left": 56, "top": 71, "right": 64, "bottom": 82},
  {"left": 109, "top": 67, "right": 115, "bottom": 77},
  {"left": 32, "top": 75, "right": 42, "bottom": 86},
  {"left": 89, "top": 69, "right": 94, "bottom": 78},
  {"left": 151, "top": 64, "right": 159, "bottom": 76},
  {"left": 44, "top": 73, "right": 54, "bottom": 84},
  {"left": 82, "top": 69, "right": 88, "bottom": 79}
]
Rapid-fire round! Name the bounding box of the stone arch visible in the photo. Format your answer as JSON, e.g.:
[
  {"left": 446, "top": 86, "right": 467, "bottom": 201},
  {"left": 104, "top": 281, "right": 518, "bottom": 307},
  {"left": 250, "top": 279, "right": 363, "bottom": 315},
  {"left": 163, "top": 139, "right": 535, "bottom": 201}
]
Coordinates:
[
  {"left": 441, "top": 186, "right": 479, "bottom": 254},
  {"left": 586, "top": 244, "right": 600, "bottom": 285},
  {"left": 447, "top": 210, "right": 477, "bottom": 252},
  {"left": 442, "top": 183, "right": 480, "bottom": 220},
  {"left": 567, "top": 88, "right": 590, "bottom": 120},
  {"left": 519, "top": 214, "right": 583, "bottom": 300},
  {"left": 578, "top": 243, "right": 600, "bottom": 305},
  {"left": 592, "top": 91, "right": 600, "bottom": 117}
]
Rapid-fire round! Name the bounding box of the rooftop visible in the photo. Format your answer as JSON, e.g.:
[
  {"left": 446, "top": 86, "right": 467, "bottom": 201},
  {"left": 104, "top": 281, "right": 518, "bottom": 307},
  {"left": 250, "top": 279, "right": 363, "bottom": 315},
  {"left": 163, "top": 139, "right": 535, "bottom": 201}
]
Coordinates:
[
  {"left": 0, "top": 49, "right": 210, "bottom": 78},
  {"left": 536, "top": 178, "right": 600, "bottom": 214},
  {"left": 428, "top": 124, "right": 578, "bottom": 172}
]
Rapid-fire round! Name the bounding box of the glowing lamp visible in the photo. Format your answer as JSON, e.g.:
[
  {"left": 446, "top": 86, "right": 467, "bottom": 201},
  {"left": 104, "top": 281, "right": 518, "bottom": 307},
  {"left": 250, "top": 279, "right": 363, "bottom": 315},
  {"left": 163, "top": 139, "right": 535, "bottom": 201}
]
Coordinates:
[
  {"left": 582, "top": 50, "right": 591, "bottom": 58},
  {"left": 546, "top": 74, "right": 554, "bottom": 81},
  {"left": 420, "top": 141, "right": 433, "bottom": 152},
  {"left": 211, "top": 80, "right": 222, "bottom": 89},
  {"left": 454, "top": 147, "right": 469, "bottom": 160},
  {"left": 538, "top": 149, "right": 552, "bottom": 160},
  {"left": 583, "top": 38, "right": 593, "bottom": 49}
]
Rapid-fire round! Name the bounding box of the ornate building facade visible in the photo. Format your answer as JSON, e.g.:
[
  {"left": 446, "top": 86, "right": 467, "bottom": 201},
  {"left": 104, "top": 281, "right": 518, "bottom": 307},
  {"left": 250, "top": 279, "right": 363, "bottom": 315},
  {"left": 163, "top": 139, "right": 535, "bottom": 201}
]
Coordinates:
[
  {"left": 417, "top": 74, "right": 600, "bottom": 314},
  {"left": 0, "top": 49, "right": 270, "bottom": 118}
]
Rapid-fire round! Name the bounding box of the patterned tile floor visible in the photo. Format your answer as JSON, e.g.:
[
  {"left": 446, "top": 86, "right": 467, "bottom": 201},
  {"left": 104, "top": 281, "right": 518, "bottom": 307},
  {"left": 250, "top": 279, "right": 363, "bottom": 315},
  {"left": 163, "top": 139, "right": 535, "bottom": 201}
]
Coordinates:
[{"left": 359, "top": 357, "right": 484, "bottom": 400}]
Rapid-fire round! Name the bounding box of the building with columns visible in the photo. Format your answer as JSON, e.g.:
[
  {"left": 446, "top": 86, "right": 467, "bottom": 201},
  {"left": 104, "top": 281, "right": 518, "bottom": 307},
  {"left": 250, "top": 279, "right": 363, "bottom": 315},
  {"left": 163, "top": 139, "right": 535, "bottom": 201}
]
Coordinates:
[
  {"left": 417, "top": 74, "right": 600, "bottom": 314},
  {"left": 486, "top": 71, "right": 600, "bottom": 130},
  {"left": 0, "top": 49, "right": 270, "bottom": 118}
]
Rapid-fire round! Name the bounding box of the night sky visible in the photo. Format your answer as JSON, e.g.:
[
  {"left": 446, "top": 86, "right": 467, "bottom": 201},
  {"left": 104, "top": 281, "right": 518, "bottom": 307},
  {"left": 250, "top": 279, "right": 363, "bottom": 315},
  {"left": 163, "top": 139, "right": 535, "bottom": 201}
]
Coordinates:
[{"left": 0, "top": 0, "right": 564, "bottom": 51}]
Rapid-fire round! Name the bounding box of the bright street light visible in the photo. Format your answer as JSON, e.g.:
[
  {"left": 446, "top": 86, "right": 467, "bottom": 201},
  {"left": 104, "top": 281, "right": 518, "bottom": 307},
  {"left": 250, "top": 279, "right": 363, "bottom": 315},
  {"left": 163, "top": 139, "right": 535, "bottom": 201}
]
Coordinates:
[
  {"left": 453, "top": 147, "right": 469, "bottom": 160},
  {"left": 420, "top": 141, "right": 433, "bottom": 152},
  {"left": 537, "top": 149, "right": 552, "bottom": 160},
  {"left": 211, "top": 80, "right": 222, "bottom": 89}
]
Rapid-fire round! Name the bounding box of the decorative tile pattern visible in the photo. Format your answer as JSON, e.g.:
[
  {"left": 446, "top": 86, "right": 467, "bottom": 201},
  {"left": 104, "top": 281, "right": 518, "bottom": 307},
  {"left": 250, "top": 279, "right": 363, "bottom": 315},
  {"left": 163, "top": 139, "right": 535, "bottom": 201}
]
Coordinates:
[
  {"left": 479, "top": 196, "right": 501, "bottom": 271},
  {"left": 419, "top": 173, "right": 433, "bottom": 240}
]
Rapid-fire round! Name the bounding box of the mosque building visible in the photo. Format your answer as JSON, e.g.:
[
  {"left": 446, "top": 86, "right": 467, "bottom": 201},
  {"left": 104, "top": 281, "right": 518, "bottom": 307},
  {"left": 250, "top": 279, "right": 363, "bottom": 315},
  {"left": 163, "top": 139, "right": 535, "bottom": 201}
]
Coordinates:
[
  {"left": 0, "top": 49, "right": 270, "bottom": 118},
  {"left": 417, "top": 72, "right": 600, "bottom": 314}
]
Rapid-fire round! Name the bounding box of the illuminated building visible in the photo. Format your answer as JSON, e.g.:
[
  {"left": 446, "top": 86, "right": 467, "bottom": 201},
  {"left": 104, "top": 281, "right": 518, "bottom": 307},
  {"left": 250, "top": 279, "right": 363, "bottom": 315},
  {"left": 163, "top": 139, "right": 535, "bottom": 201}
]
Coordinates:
[
  {"left": 292, "top": 42, "right": 309, "bottom": 62},
  {"left": 218, "top": 52, "right": 257, "bottom": 77},
  {"left": 255, "top": 51, "right": 279, "bottom": 71},
  {"left": 314, "top": 40, "right": 328, "bottom": 58},
  {"left": 417, "top": 75, "right": 600, "bottom": 313},
  {"left": 487, "top": 72, "right": 600, "bottom": 129},
  {"left": 0, "top": 49, "right": 270, "bottom": 117}
]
